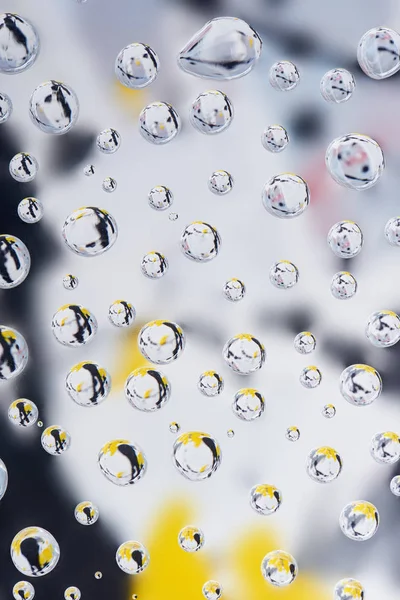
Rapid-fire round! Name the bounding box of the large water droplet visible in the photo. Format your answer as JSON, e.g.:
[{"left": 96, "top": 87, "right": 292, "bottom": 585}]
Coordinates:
[{"left": 178, "top": 17, "right": 262, "bottom": 80}]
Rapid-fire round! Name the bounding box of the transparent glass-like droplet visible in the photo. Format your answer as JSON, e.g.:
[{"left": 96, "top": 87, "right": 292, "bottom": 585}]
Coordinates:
[
  {"left": 173, "top": 431, "right": 221, "bottom": 481},
  {"left": 262, "top": 173, "right": 309, "bottom": 218},
  {"left": 178, "top": 17, "right": 262, "bottom": 80},
  {"left": 339, "top": 501, "right": 379, "bottom": 541},
  {"left": 178, "top": 526, "right": 205, "bottom": 552},
  {"left": 0, "top": 92, "right": 12, "bottom": 123},
  {"left": 29, "top": 81, "right": 79, "bottom": 135},
  {"left": 62, "top": 207, "right": 118, "bottom": 257},
  {"left": 0, "top": 326, "right": 28, "bottom": 380},
  {"left": 269, "top": 61, "right": 300, "bottom": 91},
  {"left": 269, "top": 260, "right": 299, "bottom": 288},
  {"left": 320, "top": 69, "right": 355, "bottom": 104},
  {"left": 261, "top": 550, "right": 298, "bottom": 586},
  {"left": 385, "top": 217, "right": 400, "bottom": 246},
  {"left": 208, "top": 170, "right": 233, "bottom": 194},
  {"left": 115, "top": 42, "right": 159, "bottom": 89},
  {"left": 8, "top": 399, "right": 38, "bottom": 427},
  {"left": 334, "top": 579, "right": 364, "bottom": 600},
  {"left": 116, "top": 541, "right": 150, "bottom": 574},
  {"left": 139, "top": 101, "right": 180, "bottom": 145},
  {"left": 261, "top": 125, "right": 289, "bottom": 153},
  {"left": 96, "top": 128, "right": 121, "bottom": 154},
  {"left": 223, "top": 334, "right": 265, "bottom": 374},
  {"left": 0, "top": 13, "right": 39, "bottom": 74},
  {"left": 148, "top": 186, "right": 173, "bottom": 210},
  {"left": 180, "top": 221, "right": 221, "bottom": 262},
  {"left": 13, "top": 581, "right": 35, "bottom": 600},
  {"left": 11, "top": 527, "right": 60, "bottom": 576},
  {"left": 340, "top": 364, "right": 382, "bottom": 406},
  {"left": 202, "top": 580, "right": 222, "bottom": 600},
  {"left": 325, "top": 134, "right": 384, "bottom": 190},
  {"left": 9, "top": 153, "right": 38, "bottom": 182},
  {"left": 62, "top": 274, "right": 79, "bottom": 290},
  {"left": 357, "top": 27, "right": 400, "bottom": 80},
  {"left": 18, "top": 198, "right": 43, "bottom": 224},
  {"left": 366, "top": 310, "right": 400, "bottom": 348},
  {"left": 190, "top": 90, "right": 233, "bottom": 135},
  {"left": 327, "top": 221, "right": 363, "bottom": 259},
  {"left": 0, "top": 235, "right": 30, "bottom": 288},
  {"left": 102, "top": 177, "right": 117, "bottom": 193},
  {"left": 330, "top": 271, "right": 357, "bottom": 299}
]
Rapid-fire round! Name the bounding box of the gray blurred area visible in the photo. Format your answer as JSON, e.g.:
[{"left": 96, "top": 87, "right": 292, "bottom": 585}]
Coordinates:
[{"left": 1, "top": 0, "right": 400, "bottom": 599}]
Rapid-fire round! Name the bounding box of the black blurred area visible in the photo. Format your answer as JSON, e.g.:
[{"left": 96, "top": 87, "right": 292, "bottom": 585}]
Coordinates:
[{"left": 0, "top": 125, "right": 128, "bottom": 599}]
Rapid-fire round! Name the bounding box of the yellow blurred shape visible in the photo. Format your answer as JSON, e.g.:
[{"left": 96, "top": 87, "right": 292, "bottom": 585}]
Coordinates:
[
  {"left": 230, "top": 527, "right": 329, "bottom": 600},
  {"left": 114, "top": 82, "right": 147, "bottom": 117},
  {"left": 134, "top": 499, "right": 210, "bottom": 600},
  {"left": 110, "top": 326, "right": 149, "bottom": 391}
]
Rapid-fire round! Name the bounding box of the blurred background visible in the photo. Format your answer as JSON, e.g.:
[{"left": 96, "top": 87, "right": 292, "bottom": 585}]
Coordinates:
[{"left": 1, "top": 0, "right": 400, "bottom": 598}]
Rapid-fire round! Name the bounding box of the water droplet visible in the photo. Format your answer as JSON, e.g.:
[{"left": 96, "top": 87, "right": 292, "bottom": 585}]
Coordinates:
[
  {"left": 138, "top": 320, "right": 185, "bottom": 364},
  {"left": 208, "top": 170, "right": 233, "bottom": 195},
  {"left": 62, "top": 207, "right": 118, "bottom": 256},
  {"left": 327, "top": 221, "right": 363, "bottom": 258},
  {"left": 98, "top": 440, "right": 147, "bottom": 486},
  {"left": 320, "top": 69, "right": 355, "bottom": 104},
  {"left": 322, "top": 404, "right": 336, "bottom": 419},
  {"left": 227, "top": 429, "right": 235, "bottom": 438},
  {"left": 18, "top": 197, "right": 43, "bottom": 224},
  {"left": 198, "top": 371, "right": 224, "bottom": 397},
  {"left": 115, "top": 43, "right": 159, "bottom": 89},
  {"left": 334, "top": 579, "right": 364, "bottom": 600},
  {"left": 169, "top": 212, "right": 178, "bottom": 221},
  {"left": 169, "top": 422, "right": 180, "bottom": 434},
  {"left": 83, "top": 164, "right": 95, "bottom": 176},
  {"left": 202, "top": 580, "right": 222, "bottom": 600},
  {"left": 66, "top": 361, "right": 111, "bottom": 407},
  {"left": 139, "top": 101, "right": 180, "bottom": 144},
  {"left": 0, "top": 459, "right": 8, "bottom": 500},
  {"left": 190, "top": 90, "right": 233, "bottom": 135},
  {"left": 148, "top": 185, "right": 173, "bottom": 211},
  {"left": 41, "top": 425, "right": 71, "bottom": 455},
  {"left": 8, "top": 399, "right": 38, "bottom": 427},
  {"left": 330, "top": 271, "right": 357, "bottom": 300},
  {"left": 326, "top": 134, "right": 384, "bottom": 190},
  {"left": 340, "top": 364, "right": 382, "bottom": 406},
  {"left": 261, "top": 550, "right": 298, "bottom": 586},
  {"left": 102, "top": 176, "right": 117, "bottom": 193},
  {"left": 13, "top": 581, "right": 35, "bottom": 600},
  {"left": 141, "top": 251, "right": 168, "bottom": 278},
  {"left": 181, "top": 221, "right": 221, "bottom": 262},
  {"left": 300, "top": 366, "right": 321, "bottom": 388},
  {"left": 173, "top": 431, "right": 221, "bottom": 481},
  {"left": 262, "top": 173, "right": 309, "bottom": 219},
  {"left": 0, "top": 13, "right": 39, "bottom": 74},
  {"left": 0, "top": 92, "right": 12, "bottom": 123},
  {"left": 370, "top": 431, "right": 400, "bottom": 464},
  {"left": 223, "top": 333, "right": 266, "bottom": 374},
  {"left": 269, "top": 260, "right": 299, "bottom": 289},
  {"left": 96, "top": 128, "right": 121, "bottom": 154},
  {"left": 9, "top": 152, "right": 38, "bottom": 182},
  {"left": 0, "top": 326, "right": 28, "bottom": 380},
  {"left": 250, "top": 484, "right": 282, "bottom": 515},
  {"left": 0, "top": 235, "right": 30, "bottom": 288},
  {"left": 269, "top": 61, "right": 300, "bottom": 91},
  {"left": 108, "top": 300, "right": 136, "bottom": 327},
  {"left": 178, "top": 526, "right": 205, "bottom": 552},
  {"left": 116, "top": 541, "right": 150, "bottom": 574},
  {"left": 339, "top": 501, "right": 379, "bottom": 541},
  {"left": 94, "top": 571, "right": 102, "bottom": 580},
  {"left": 390, "top": 475, "right": 400, "bottom": 496},
  {"left": 62, "top": 274, "right": 79, "bottom": 291},
  {"left": 358, "top": 27, "right": 400, "bottom": 80},
  {"left": 261, "top": 125, "right": 289, "bottom": 153},
  {"left": 11, "top": 527, "right": 60, "bottom": 576},
  {"left": 294, "top": 331, "right": 316, "bottom": 354},
  {"left": 232, "top": 388, "right": 265, "bottom": 421},
  {"left": 223, "top": 278, "right": 246, "bottom": 302},
  {"left": 52, "top": 304, "right": 98, "bottom": 347},
  {"left": 306, "top": 446, "right": 342, "bottom": 482},
  {"left": 285, "top": 426, "right": 300, "bottom": 442},
  {"left": 29, "top": 81, "right": 79, "bottom": 135},
  {"left": 74, "top": 501, "right": 99, "bottom": 525},
  {"left": 178, "top": 17, "right": 262, "bottom": 80},
  {"left": 125, "top": 367, "right": 171, "bottom": 412},
  {"left": 37, "top": 421, "right": 43, "bottom": 428},
  {"left": 366, "top": 310, "right": 400, "bottom": 347},
  {"left": 385, "top": 216, "right": 400, "bottom": 245},
  {"left": 64, "top": 587, "right": 81, "bottom": 600}
]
